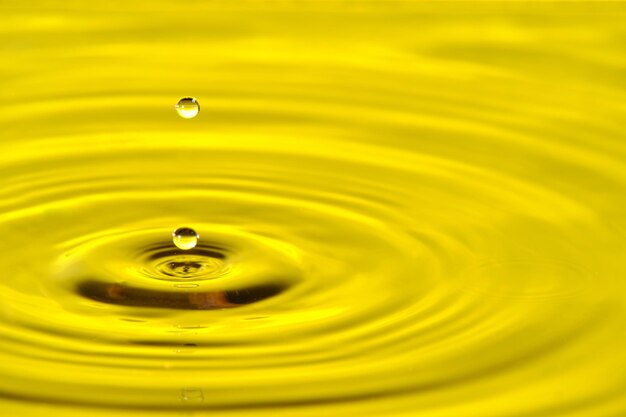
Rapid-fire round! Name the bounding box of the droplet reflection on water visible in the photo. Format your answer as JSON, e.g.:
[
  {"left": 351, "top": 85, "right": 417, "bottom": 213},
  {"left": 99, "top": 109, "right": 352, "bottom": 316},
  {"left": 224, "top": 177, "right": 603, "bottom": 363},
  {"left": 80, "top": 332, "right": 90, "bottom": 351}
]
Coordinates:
[
  {"left": 172, "top": 227, "right": 199, "bottom": 250},
  {"left": 175, "top": 97, "right": 199, "bottom": 119}
]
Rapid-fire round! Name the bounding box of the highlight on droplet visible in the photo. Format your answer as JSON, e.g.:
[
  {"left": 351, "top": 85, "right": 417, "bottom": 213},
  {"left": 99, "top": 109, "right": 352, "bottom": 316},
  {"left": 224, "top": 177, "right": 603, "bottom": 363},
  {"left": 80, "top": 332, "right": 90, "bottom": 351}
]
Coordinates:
[
  {"left": 175, "top": 97, "right": 199, "bottom": 119},
  {"left": 172, "top": 227, "right": 199, "bottom": 250}
]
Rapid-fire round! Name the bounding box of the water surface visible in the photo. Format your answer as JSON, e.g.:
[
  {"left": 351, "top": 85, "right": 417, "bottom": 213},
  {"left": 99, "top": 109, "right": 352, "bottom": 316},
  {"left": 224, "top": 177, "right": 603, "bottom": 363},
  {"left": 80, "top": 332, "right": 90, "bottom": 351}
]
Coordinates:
[{"left": 1, "top": 1, "right": 626, "bottom": 416}]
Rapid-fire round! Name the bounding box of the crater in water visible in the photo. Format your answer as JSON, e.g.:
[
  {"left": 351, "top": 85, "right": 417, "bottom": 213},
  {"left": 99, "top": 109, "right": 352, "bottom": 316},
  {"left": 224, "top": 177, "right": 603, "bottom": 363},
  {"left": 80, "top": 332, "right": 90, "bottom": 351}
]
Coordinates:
[
  {"left": 50, "top": 228, "right": 303, "bottom": 314},
  {"left": 76, "top": 280, "right": 289, "bottom": 309},
  {"left": 147, "top": 243, "right": 231, "bottom": 281}
]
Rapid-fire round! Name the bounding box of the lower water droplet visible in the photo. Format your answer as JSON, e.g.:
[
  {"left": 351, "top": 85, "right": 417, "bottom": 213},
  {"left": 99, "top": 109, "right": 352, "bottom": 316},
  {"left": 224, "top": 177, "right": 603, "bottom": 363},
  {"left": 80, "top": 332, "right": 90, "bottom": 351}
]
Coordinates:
[{"left": 172, "top": 227, "right": 199, "bottom": 250}]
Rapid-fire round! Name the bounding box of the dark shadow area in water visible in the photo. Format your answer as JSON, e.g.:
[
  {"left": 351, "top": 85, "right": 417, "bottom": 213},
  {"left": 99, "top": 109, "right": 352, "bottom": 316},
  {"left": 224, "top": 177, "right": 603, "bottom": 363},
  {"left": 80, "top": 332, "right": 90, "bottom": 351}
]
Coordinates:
[
  {"left": 147, "top": 244, "right": 228, "bottom": 261},
  {"left": 76, "top": 280, "right": 287, "bottom": 310}
]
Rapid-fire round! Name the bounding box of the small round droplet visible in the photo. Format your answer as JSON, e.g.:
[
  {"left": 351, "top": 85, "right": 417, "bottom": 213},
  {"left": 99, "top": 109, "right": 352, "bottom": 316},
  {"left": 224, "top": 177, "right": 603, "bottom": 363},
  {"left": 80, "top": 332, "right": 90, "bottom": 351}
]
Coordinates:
[
  {"left": 172, "top": 227, "right": 199, "bottom": 250},
  {"left": 175, "top": 97, "right": 199, "bottom": 119}
]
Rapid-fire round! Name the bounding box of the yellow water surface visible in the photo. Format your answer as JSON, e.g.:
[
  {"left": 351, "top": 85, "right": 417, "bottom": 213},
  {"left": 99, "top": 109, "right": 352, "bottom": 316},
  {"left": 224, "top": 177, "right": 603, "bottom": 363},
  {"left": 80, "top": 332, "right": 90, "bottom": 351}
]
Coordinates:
[{"left": 0, "top": 1, "right": 625, "bottom": 416}]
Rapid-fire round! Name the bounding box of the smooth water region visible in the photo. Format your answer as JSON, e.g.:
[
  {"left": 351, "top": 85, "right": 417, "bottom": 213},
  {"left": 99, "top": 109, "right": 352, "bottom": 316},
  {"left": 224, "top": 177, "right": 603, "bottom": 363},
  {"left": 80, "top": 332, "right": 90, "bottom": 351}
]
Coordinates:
[{"left": 1, "top": 2, "right": 626, "bottom": 417}]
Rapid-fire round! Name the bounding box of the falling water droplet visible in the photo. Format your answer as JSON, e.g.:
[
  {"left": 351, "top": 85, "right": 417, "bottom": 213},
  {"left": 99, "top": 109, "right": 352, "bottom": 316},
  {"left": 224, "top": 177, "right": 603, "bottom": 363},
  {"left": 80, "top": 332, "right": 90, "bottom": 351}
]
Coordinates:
[
  {"left": 172, "top": 227, "right": 199, "bottom": 250},
  {"left": 175, "top": 97, "right": 199, "bottom": 119}
]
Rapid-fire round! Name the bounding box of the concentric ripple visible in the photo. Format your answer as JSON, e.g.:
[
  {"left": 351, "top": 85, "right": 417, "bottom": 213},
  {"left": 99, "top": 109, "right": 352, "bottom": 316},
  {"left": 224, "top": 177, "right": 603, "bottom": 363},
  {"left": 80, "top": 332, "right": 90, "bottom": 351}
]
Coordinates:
[{"left": 1, "top": 2, "right": 626, "bottom": 417}]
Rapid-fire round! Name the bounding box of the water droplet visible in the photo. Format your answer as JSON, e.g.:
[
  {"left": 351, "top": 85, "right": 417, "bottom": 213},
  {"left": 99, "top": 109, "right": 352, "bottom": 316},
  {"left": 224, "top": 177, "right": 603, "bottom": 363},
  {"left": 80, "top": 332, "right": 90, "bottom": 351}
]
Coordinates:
[
  {"left": 172, "top": 227, "right": 199, "bottom": 250},
  {"left": 175, "top": 97, "right": 199, "bottom": 119}
]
